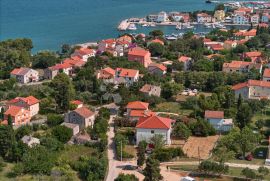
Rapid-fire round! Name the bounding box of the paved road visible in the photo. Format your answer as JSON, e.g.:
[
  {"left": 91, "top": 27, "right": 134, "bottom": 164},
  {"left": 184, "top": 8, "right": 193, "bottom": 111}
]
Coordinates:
[
  {"left": 161, "top": 161, "right": 270, "bottom": 170},
  {"left": 106, "top": 115, "right": 182, "bottom": 181}
]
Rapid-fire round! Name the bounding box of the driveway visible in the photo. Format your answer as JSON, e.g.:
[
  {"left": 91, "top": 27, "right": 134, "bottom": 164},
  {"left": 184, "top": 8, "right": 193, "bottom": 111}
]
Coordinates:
[{"left": 106, "top": 115, "right": 182, "bottom": 181}]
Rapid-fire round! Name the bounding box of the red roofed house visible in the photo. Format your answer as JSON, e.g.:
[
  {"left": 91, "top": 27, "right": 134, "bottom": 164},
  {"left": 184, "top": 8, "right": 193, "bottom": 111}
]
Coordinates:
[
  {"left": 7, "top": 96, "right": 40, "bottom": 117},
  {"left": 44, "top": 63, "right": 73, "bottom": 80},
  {"left": 98, "top": 39, "right": 116, "bottom": 52},
  {"left": 147, "top": 63, "right": 167, "bottom": 76},
  {"left": 234, "top": 29, "right": 257, "bottom": 40},
  {"left": 3, "top": 106, "right": 31, "bottom": 126},
  {"left": 232, "top": 80, "right": 270, "bottom": 100},
  {"left": 222, "top": 61, "right": 262, "bottom": 73},
  {"left": 128, "top": 47, "right": 152, "bottom": 68},
  {"left": 135, "top": 115, "right": 174, "bottom": 145},
  {"left": 207, "top": 43, "right": 224, "bottom": 53},
  {"left": 204, "top": 110, "right": 233, "bottom": 132},
  {"left": 117, "top": 35, "right": 132, "bottom": 43},
  {"left": 126, "top": 101, "right": 150, "bottom": 121},
  {"left": 263, "top": 68, "right": 270, "bottom": 82},
  {"left": 115, "top": 68, "right": 139, "bottom": 86},
  {"left": 178, "top": 56, "right": 193, "bottom": 71},
  {"left": 71, "top": 48, "right": 96, "bottom": 62},
  {"left": 70, "top": 100, "right": 83, "bottom": 108},
  {"left": 96, "top": 67, "right": 116, "bottom": 83},
  {"left": 242, "top": 51, "right": 263, "bottom": 63},
  {"left": 10, "top": 68, "right": 39, "bottom": 84},
  {"left": 64, "top": 107, "right": 95, "bottom": 130},
  {"left": 139, "top": 84, "right": 161, "bottom": 97},
  {"left": 223, "top": 40, "right": 237, "bottom": 50},
  {"left": 148, "top": 39, "right": 164, "bottom": 46},
  {"left": 197, "top": 13, "right": 213, "bottom": 23}
]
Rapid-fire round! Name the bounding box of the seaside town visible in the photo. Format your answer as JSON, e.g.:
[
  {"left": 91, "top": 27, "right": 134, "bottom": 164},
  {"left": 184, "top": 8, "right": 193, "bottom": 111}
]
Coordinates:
[{"left": 2, "top": 1, "right": 270, "bottom": 181}]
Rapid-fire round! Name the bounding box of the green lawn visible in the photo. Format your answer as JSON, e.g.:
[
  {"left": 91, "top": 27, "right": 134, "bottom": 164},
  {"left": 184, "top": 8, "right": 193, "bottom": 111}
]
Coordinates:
[
  {"left": 169, "top": 164, "right": 270, "bottom": 180},
  {"left": 153, "top": 102, "right": 193, "bottom": 116}
]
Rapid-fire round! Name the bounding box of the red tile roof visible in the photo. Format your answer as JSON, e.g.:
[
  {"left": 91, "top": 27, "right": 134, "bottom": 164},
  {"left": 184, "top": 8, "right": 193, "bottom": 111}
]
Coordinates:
[
  {"left": 232, "top": 80, "right": 270, "bottom": 90},
  {"left": 129, "top": 110, "right": 156, "bottom": 117},
  {"left": 149, "top": 63, "right": 167, "bottom": 71},
  {"left": 128, "top": 47, "right": 150, "bottom": 57},
  {"left": 204, "top": 110, "right": 224, "bottom": 119},
  {"left": 223, "top": 61, "right": 254, "bottom": 69},
  {"left": 8, "top": 96, "right": 39, "bottom": 106},
  {"left": 244, "top": 51, "right": 262, "bottom": 58},
  {"left": 264, "top": 68, "right": 270, "bottom": 78},
  {"left": 126, "top": 101, "right": 149, "bottom": 110},
  {"left": 150, "top": 39, "right": 164, "bottom": 45},
  {"left": 10, "top": 68, "right": 31, "bottom": 76},
  {"left": 116, "top": 68, "right": 139, "bottom": 78},
  {"left": 178, "top": 56, "right": 191, "bottom": 63},
  {"left": 208, "top": 44, "right": 224, "bottom": 51},
  {"left": 103, "top": 67, "right": 115, "bottom": 76},
  {"left": 74, "top": 107, "right": 94, "bottom": 118},
  {"left": 71, "top": 100, "right": 83, "bottom": 105},
  {"left": 75, "top": 48, "right": 95, "bottom": 55},
  {"left": 136, "top": 115, "right": 173, "bottom": 129},
  {"left": 4, "top": 106, "right": 25, "bottom": 116}
]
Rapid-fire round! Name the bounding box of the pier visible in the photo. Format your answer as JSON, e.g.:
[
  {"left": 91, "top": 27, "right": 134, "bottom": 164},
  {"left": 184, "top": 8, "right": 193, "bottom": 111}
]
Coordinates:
[{"left": 118, "top": 19, "right": 130, "bottom": 31}]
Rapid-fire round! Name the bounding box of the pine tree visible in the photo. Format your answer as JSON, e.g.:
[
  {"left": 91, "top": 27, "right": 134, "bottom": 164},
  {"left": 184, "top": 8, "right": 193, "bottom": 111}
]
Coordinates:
[
  {"left": 237, "top": 94, "right": 243, "bottom": 109},
  {"left": 137, "top": 141, "right": 147, "bottom": 167},
  {"left": 143, "top": 157, "right": 162, "bottom": 181}
]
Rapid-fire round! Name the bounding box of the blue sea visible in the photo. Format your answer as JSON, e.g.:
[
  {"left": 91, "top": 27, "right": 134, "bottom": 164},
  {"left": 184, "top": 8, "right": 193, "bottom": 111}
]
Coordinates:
[{"left": 0, "top": 0, "right": 216, "bottom": 52}]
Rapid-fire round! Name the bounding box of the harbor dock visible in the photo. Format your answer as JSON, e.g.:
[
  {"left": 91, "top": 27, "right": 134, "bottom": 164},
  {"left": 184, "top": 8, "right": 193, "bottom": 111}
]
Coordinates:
[{"left": 118, "top": 19, "right": 130, "bottom": 31}]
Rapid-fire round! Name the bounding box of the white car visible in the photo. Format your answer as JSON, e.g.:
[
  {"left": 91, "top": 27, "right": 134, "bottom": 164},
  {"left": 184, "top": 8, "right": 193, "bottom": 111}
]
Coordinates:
[{"left": 181, "top": 176, "right": 195, "bottom": 181}]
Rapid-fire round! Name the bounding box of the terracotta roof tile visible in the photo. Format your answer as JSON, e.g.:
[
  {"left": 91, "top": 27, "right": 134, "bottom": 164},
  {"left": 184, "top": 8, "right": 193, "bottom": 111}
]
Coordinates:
[
  {"left": 4, "top": 106, "right": 25, "bottom": 116},
  {"left": 149, "top": 63, "right": 167, "bottom": 71},
  {"left": 128, "top": 47, "right": 150, "bottom": 57},
  {"left": 178, "top": 56, "right": 191, "bottom": 62},
  {"left": 264, "top": 68, "right": 270, "bottom": 78},
  {"left": 232, "top": 80, "right": 270, "bottom": 90},
  {"left": 116, "top": 68, "right": 139, "bottom": 78},
  {"left": 126, "top": 101, "right": 149, "bottom": 110},
  {"left": 74, "top": 107, "right": 94, "bottom": 118},
  {"left": 136, "top": 115, "right": 173, "bottom": 129},
  {"left": 204, "top": 110, "right": 224, "bottom": 119}
]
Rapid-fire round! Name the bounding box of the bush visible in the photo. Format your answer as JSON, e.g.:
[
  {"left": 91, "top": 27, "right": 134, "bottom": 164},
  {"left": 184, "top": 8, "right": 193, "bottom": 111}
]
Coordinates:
[
  {"left": 47, "top": 114, "right": 64, "bottom": 127},
  {"left": 153, "top": 147, "right": 184, "bottom": 162},
  {"left": 51, "top": 125, "right": 73, "bottom": 143},
  {"left": 15, "top": 125, "right": 32, "bottom": 140}
]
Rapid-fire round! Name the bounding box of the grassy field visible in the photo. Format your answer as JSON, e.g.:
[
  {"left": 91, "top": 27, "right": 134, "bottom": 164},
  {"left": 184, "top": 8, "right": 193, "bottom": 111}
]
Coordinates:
[
  {"left": 170, "top": 164, "right": 270, "bottom": 181},
  {"left": 153, "top": 102, "right": 193, "bottom": 116}
]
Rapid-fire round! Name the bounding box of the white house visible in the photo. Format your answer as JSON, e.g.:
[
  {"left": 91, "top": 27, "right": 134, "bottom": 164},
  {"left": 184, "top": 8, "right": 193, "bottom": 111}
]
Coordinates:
[
  {"left": 197, "top": 13, "right": 212, "bottom": 23},
  {"left": 115, "top": 68, "right": 139, "bottom": 86},
  {"left": 178, "top": 56, "right": 193, "bottom": 71},
  {"left": 135, "top": 115, "right": 174, "bottom": 145},
  {"left": 250, "top": 14, "right": 259, "bottom": 24},
  {"left": 10, "top": 68, "right": 39, "bottom": 84},
  {"left": 71, "top": 48, "right": 96, "bottom": 62},
  {"left": 204, "top": 110, "right": 233, "bottom": 132},
  {"left": 157, "top": 11, "right": 168, "bottom": 22},
  {"left": 232, "top": 15, "right": 249, "bottom": 24}
]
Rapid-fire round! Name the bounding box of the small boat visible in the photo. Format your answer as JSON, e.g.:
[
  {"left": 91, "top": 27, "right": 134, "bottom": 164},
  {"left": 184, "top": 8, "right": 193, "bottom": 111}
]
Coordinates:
[
  {"left": 142, "top": 24, "right": 148, "bottom": 27},
  {"left": 205, "top": 0, "right": 212, "bottom": 3},
  {"left": 150, "top": 23, "right": 156, "bottom": 27},
  {"left": 127, "top": 23, "right": 137, "bottom": 30},
  {"left": 166, "top": 36, "right": 177, "bottom": 40}
]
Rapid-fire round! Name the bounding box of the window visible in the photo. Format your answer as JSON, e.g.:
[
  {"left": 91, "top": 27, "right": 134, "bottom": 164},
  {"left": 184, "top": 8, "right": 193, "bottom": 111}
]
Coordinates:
[{"left": 151, "top": 130, "right": 155, "bottom": 134}]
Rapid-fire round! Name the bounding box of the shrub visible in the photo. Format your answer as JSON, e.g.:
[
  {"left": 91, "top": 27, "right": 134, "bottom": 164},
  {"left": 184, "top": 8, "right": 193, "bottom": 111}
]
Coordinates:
[
  {"left": 51, "top": 125, "right": 73, "bottom": 143},
  {"left": 47, "top": 114, "right": 64, "bottom": 127},
  {"left": 153, "top": 148, "right": 184, "bottom": 162}
]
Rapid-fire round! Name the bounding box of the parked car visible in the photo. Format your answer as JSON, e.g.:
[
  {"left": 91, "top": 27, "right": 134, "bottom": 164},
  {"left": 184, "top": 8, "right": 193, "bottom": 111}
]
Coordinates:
[
  {"left": 257, "top": 151, "right": 264, "bottom": 158},
  {"left": 123, "top": 165, "right": 137, "bottom": 170},
  {"left": 246, "top": 154, "right": 253, "bottom": 161},
  {"left": 181, "top": 176, "right": 195, "bottom": 181}
]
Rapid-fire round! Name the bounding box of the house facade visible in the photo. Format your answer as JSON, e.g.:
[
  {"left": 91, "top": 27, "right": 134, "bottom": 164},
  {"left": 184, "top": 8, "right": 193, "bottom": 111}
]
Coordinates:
[
  {"left": 3, "top": 106, "right": 31, "bottom": 126},
  {"left": 222, "top": 61, "right": 262, "bottom": 73},
  {"left": 147, "top": 63, "right": 167, "bottom": 76},
  {"left": 232, "top": 80, "right": 270, "bottom": 100},
  {"left": 204, "top": 110, "right": 233, "bottom": 132},
  {"left": 232, "top": 15, "right": 249, "bottom": 24},
  {"left": 178, "top": 56, "right": 193, "bottom": 71},
  {"left": 135, "top": 116, "right": 174, "bottom": 145},
  {"left": 10, "top": 68, "right": 39, "bottom": 84},
  {"left": 71, "top": 48, "right": 96, "bottom": 62},
  {"left": 128, "top": 47, "right": 152, "bottom": 68},
  {"left": 7, "top": 96, "right": 40, "bottom": 117},
  {"left": 263, "top": 68, "right": 270, "bottom": 82},
  {"left": 197, "top": 13, "right": 213, "bottom": 23},
  {"left": 139, "top": 84, "right": 161, "bottom": 97},
  {"left": 64, "top": 107, "right": 95, "bottom": 130}
]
